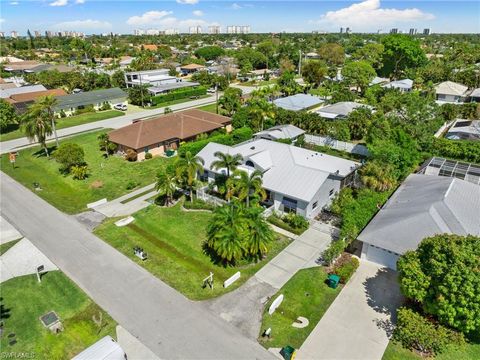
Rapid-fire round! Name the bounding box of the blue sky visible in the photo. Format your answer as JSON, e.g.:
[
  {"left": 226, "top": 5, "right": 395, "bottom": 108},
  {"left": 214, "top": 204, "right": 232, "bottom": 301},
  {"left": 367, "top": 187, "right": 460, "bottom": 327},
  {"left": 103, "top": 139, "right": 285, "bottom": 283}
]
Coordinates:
[{"left": 1, "top": 0, "right": 479, "bottom": 35}]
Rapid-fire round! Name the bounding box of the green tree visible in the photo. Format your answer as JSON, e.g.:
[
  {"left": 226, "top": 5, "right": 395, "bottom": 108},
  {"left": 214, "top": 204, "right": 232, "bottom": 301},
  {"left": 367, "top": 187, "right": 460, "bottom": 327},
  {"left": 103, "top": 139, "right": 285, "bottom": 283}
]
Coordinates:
[
  {"left": 175, "top": 151, "right": 205, "bottom": 203},
  {"left": 97, "top": 133, "right": 117, "bottom": 158},
  {"left": 127, "top": 85, "right": 150, "bottom": 107},
  {"left": 318, "top": 43, "right": 345, "bottom": 66},
  {"left": 53, "top": 142, "right": 85, "bottom": 173},
  {"left": 277, "top": 71, "right": 301, "bottom": 96},
  {"left": 218, "top": 87, "right": 242, "bottom": 116},
  {"left": 0, "top": 99, "right": 19, "bottom": 131},
  {"left": 301, "top": 60, "right": 328, "bottom": 87},
  {"left": 244, "top": 206, "right": 274, "bottom": 259},
  {"left": 359, "top": 160, "right": 397, "bottom": 192},
  {"left": 228, "top": 169, "right": 266, "bottom": 207},
  {"left": 342, "top": 61, "right": 376, "bottom": 94},
  {"left": 36, "top": 95, "right": 59, "bottom": 147},
  {"left": 194, "top": 46, "right": 225, "bottom": 61},
  {"left": 21, "top": 103, "right": 53, "bottom": 157},
  {"left": 156, "top": 166, "right": 177, "bottom": 206},
  {"left": 346, "top": 107, "right": 373, "bottom": 140},
  {"left": 381, "top": 34, "right": 427, "bottom": 78},
  {"left": 352, "top": 43, "right": 384, "bottom": 69},
  {"left": 397, "top": 234, "right": 480, "bottom": 335},
  {"left": 210, "top": 151, "right": 243, "bottom": 178},
  {"left": 111, "top": 70, "right": 126, "bottom": 88}
]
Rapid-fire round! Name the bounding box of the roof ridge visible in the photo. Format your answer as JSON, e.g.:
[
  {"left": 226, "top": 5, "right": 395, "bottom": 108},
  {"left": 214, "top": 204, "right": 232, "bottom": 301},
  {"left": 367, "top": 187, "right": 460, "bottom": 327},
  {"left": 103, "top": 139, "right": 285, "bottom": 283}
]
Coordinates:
[{"left": 134, "top": 121, "right": 144, "bottom": 149}]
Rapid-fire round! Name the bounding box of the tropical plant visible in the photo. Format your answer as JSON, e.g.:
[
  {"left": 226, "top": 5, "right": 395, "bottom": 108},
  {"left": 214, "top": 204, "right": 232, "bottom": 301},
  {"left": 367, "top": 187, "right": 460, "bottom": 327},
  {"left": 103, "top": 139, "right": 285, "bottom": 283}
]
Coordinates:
[
  {"left": 97, "top": 133, "right": 117, "bottom": 158},
  {"left": 53, "top": 142, "right": 85, "bottom": 173},
  {"left": 210, "top": 151, "right": 243, "bottom": 178},
  {"left": 244, "top": 206, "right": 275, "bottom": 259},
  {"left": 71, "top": 165, "right": 89, "bottom": 180},
  {"left": 155, "top": 166, "right": 177, "bottom": 206},
  {"left": 21, "top": 104, "right": 53, "bottom": 157},
  {"left": 218, "top": 87, "right": 242, "bottom": 116},
  {"left": 36, "top": 95, "right": 59, "bottom": 147},
  {"left": 359, "top": 160, "right": 397, "bottom": 192},
  {"left": 228, "top": 169, "right": 266, "bottom": 207},
  {"left": 175, "top": 151, "right": 205, "bottom": 203},
  {"left": 0, "top": 99, "right": 18, "bottom": 131}
]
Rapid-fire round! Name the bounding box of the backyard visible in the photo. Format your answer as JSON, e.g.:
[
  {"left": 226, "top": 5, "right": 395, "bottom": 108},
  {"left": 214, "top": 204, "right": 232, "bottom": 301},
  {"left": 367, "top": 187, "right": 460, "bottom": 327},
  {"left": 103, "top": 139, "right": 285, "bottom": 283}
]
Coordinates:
[
  {"left": 0, "top": 130, "right": 171, "bottom": 214},
  {"left": 94, "top": 202, "right": 291, "bottom": 300},
  {"left": 0, "top": 271, "right": 116, "bottom": 359},
  {"left": 0, "top": 110, "right": 124, "bottom": 142},
  {"left": 258, "top": 268, "right": 341, "bottom": 349}
]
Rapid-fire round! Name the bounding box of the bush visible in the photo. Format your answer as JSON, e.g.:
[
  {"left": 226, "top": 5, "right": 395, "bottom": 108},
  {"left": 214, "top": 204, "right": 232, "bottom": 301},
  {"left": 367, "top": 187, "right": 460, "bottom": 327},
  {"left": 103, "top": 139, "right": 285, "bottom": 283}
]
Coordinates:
[
  {"left": 74, "top": 104, "right": 95, "bottom": 115},
  {"left": 59, "top": 109, "right": 67, "bottom": 118},
  {"left": 182, "top": 198, "right": 215, "bottom": 211},
  {"left": 393, "top": 308, "right": 465, "bottom": 356},
  {"left": 144, "top": 152, "right": 153, "bottom": 159},
  {"left": 283, "top": 213, "right": 309, "bottom": 231},
  {"left": 99, "top": 102, "right": 111, "bottom": 111},
  {"left": 332, "top": 254, "right": 359, "bottom": 283},
  {"left": 151, "top": 86, "right": 207, "bottom": 106},
  {"left": 53, "top": 143, "right": 85, "bottom": 173},
  {"left": 432, "top": 138, "right": 480, "bottom": 163},
  {"left": 126, "top": 180, "right": 139, "bottom": 190},
  {"left": 71, "top": 165, "right": 89, "bottom": 180},
  {"left": 321, "top": 239, "right": 346, "bottom": 265},
  {"left": 125, "top": 148, "right": 137, "bottom": 162},
  {"left": 267, "top": 213, "right": 307, "bottom": 235}
]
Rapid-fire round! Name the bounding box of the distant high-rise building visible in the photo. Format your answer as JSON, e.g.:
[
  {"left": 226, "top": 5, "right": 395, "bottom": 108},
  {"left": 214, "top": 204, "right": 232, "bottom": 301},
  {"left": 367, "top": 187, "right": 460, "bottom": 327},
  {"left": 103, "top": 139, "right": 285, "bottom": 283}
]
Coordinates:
[
  {"left": 346, "top": 27, "right": 351, "bottom": 34},
  {"left": 133, "top": 29, "right": 145, "bottom": 36},
  {"left": 423, "top": 28, "right": 431, "bottom": 35},
  {"left": 34, "top": 30, "right": 41, "bottom": 38},
  {"left": 0, "top": 32, "right": 5, "bottom": 38},
  {"left": 164, "top": 28, "right": 178, "bottom": 35},
  {"left": 189, "top": 26, "right": 202, "bottom": 34},
  {"left": 10, "top": 31, "right": 18, "bottom": 38},
  {"left": 409, "top": 28, "right": 417, "bottom": 35},
  {"left": 208, "top": 25, "right": 221, "bottom": 34},
  {"left": 390, "top": 28, "right": 398, "bottom": 34},
  {"left": 340, "top": 27, "right": 344, "bottom": 34},
  {"left": 146, "top": 29, "right": 160, "bottom": 35},
  {"left": 227, "top": 25, "right": 250, "bottom": 34}
]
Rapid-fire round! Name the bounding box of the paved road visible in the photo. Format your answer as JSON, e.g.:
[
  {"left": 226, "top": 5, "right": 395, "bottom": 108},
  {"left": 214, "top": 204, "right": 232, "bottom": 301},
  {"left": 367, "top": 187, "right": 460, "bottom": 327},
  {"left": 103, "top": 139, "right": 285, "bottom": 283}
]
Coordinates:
[
  {"left": 297, "top": 261, "right": 403, "bottom": 360},
  {"left": 0, "top": 172, "right": 273, "bottom": 360},
  {"left": 0, "top": 96, "right": 216, "bottom": 154}
]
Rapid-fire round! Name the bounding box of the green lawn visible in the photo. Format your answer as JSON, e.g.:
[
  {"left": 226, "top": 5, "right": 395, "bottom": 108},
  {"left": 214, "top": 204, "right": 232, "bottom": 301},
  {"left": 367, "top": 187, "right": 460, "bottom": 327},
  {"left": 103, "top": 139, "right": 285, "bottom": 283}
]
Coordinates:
[
  {"left": 0, "top": 110, "right": 124, "bottom": 142},
  {"left": 0, "top": 272, "right": 116, "bottom": 359},
  {"left": 197, "top": 103, "right": 220, "bottom": 114},
  {"left": 149, "top": 95, "right": 211, "bottom": 109},
  {"left": 258, "top": 268, "right": 341, "bottom": 349},
  {"left": 383, "top": 340, "right": 480, "bottom": 360},
  {"left": 94, "top": 202, "right": 291, "bottom": 300},
  {"left": 0, "top": 239, "right": 20, "bottom": 255},
  {"left": 0, "top": 130, "right": 171, "bottom": 214}
]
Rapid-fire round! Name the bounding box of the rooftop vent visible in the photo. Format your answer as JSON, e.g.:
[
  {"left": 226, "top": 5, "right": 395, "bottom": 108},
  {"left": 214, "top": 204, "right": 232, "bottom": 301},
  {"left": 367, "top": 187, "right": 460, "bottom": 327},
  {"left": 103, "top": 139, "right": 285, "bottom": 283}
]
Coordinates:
[{"left": 250, "top": 146, "right": 255, "bottom": 150}]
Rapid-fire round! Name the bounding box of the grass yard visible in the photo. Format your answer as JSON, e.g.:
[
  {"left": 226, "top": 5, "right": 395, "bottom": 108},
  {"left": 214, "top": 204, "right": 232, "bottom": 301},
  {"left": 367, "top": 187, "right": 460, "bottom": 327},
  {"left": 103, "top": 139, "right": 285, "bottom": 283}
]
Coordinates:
[
  {"left": 383, "top": 341, "right": 480, "bottom": 360},
  {"left": 197, "top": 103, "right": 222, "bottom": 114},
  {"left": 94, "top": 202, "right": 291, "bottom": 300},
  {"left": 0, "top": 110, "right": 124, "bottom": 142},
  {"left": 0, "top": 272, "right": 116, "bottom": 360},
  {"left": 149, "top": 95, "right": 211, "bottom": 109},
  {"left": 0, "top": 130, "right": 171, "bottom": 214},
  {"left": 258, "top": 268, "right": 341, "bottom": 349}
]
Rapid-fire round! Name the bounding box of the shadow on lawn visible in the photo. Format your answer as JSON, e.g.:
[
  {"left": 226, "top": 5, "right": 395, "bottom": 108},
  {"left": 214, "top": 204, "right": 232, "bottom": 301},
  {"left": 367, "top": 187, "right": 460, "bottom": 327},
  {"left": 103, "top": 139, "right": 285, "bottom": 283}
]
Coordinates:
[{"left": 32, "top": 145, "right": 58, "bottom": 158}]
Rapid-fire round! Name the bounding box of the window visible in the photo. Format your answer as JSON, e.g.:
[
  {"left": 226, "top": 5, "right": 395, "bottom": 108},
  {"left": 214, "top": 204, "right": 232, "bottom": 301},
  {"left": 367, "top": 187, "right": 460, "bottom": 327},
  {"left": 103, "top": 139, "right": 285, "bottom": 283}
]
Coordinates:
[
  {"left": 329, "top": 189, "right": 335, "bottom": 196},
  {"left": 312, "top": 201, "right": 318, "bottom": 210},
  {"left": 282, "top": 197, "right": 297, "bottom": 213},
  {"left": 245, "top": 160, "right": 255, "bottom": 168}
]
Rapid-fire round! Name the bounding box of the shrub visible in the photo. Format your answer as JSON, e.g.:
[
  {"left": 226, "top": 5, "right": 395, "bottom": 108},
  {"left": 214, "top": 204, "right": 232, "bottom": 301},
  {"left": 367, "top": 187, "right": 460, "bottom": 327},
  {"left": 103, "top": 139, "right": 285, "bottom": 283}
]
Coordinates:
[
  {"left": 267, "top": 213, "right": 307, "bottom": 235},
  {"left": 99, "top": 102, "right": 111, "bottom": 111},
  {"left": 321, "top": 239, "right": 346, "bottom": 265},
  {"left": 71, "top": 165, "right": 89, "bottom": 180},
  {"left": 151, "top": 86, "right": 207, "bottom": 106},
  {"left": 283, "top": 212, "right": 309, "bottom": 231},
  {"left": 126, "top": 180, "right": 139, "bottom": 190},
  {"left": 332, "top": 254, "right": 359, "bottom": 283},
  {"left": 74, "top": 104, "right": 95, "bottom": 115},
  {"left": 125, "top": 148, "right": 137, "bottom": 162},
  {"left": 59, "top": 109, "right": 67, "bottom": 118},
  {"left": 53, "top": 143, "right": 85, "bottom": 173},
  {"left": 393, "top": 308, "right": 465, "bottom": 356},
  {"left": 183, "top": 198, "right": 215, "bottom": 211},
  {"left": 145, "top": 152, "right": 153, "bottom": 159}
]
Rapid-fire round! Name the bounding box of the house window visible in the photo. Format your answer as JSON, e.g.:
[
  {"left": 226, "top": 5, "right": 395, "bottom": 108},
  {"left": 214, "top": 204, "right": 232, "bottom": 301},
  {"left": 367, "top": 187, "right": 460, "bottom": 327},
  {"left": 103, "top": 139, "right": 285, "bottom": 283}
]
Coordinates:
[
  {"left": 329, "top": 189, "right": 335, "bottom": 196},
  {"left": 282, "top": 197, "right": 297, "bottom": 213},
  {"left": 312, "top": 201, "right": 318, "bottom": 209},
  {"left": 144, "top": 146, "right": 149, "bottom": 153},
  {"left": 245, "top": 160, "right": 255, "bottom": 168}
]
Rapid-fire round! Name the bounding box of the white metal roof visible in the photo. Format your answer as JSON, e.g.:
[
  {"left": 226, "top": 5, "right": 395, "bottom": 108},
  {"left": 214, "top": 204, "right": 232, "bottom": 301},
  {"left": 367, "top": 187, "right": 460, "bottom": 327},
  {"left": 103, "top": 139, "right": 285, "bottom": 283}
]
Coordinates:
[
  {"left": 273, "top": 94, "right": 323, "bottom": 111},
  {"left": 435, "top": 81, "right": 469, "bottom": 96},
  {"left": 358, "top": 174, "right": 480, "bottom": 255},
  {"left": 254, "top": 124, "right": 305, "bottom": 140},
  {"left": 316, "top": 101, "right": 372, "bottom": 119},
  {"left": 72, "top": 336, "right": 125, "bottom": 360},
  {"left": 383, "top": 79, "right": 413, "bottom": 89},
  {"left": 198, "top": 139, "right": 359, "bottom": 203}
]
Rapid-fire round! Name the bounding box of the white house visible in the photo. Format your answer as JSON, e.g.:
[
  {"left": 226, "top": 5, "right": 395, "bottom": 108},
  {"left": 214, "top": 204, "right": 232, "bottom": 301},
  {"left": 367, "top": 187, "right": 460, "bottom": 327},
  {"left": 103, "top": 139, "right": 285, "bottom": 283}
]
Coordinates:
[
  {"left": 316, "top": 101, "right": 373, "bottom": 120},
  {"left": 435, "top": 81, "right": 469, "bottom": 104},
  {"left": 197, "top": 139, "right": 360, "bottom": 218},
  {"left": 254, "top": 124, "right": 305, "bottom": 142},
  {"left": 124, "top": 69, "right": 177, "bottom": 88},
  {"left": 273, "top": 94, "right": 323, "bottom": 112},
  {"left": 382, "top": 79, "right": 413, "bottom": 92}
]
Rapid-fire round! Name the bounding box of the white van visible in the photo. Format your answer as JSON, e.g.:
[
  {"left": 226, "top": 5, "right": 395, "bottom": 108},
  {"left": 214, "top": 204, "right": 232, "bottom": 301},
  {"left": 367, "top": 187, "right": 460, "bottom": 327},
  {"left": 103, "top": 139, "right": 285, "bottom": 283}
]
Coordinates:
[{"left": 72, "top": 336, "right": 127, "bottom": 360}]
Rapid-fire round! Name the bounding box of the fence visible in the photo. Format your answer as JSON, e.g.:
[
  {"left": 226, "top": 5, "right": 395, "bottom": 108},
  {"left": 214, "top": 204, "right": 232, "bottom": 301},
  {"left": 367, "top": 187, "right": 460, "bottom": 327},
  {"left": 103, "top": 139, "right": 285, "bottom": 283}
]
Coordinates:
[
  {"left": 262, "top": 204, "right": 275, "bottom": 218},
  {"left": 434, "top": 120, "right": 454, "bottom": 138},
  {"left": 304, "top": 134, "right": 370, "bottom": 157},
  {"left": 196, "top": 186, "right": 227, "bottom": 207}
]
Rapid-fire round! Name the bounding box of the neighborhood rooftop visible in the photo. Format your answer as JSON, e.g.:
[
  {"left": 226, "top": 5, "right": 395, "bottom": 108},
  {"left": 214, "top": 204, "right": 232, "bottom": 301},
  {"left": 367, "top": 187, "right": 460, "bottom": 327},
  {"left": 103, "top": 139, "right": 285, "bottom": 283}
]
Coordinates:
[
  {"left": 254, "top": 124, "right": 305, "bottom": 140},
  {"left": 358, "top": 174, "right": 480, "bottom": 256},
  {"left": 54, "top": 88, "right": 127, "bottom": 110},
  {"left": 316, "top": 101, "right": 372, "bottom": 118},
  {"left": 419, "top": 157, "right": 480, "bottom": 185},
  {"left": 273, "top": 94, "right": 323, "bottom": 111},
  {"left": 0, "top": 84, "right": 47, "bottom": 98},
  {"left": 147, "top": 81, "right": 200, "bottom": 94},
  {"left": 435, "top": 81, "right": 469, "bottom": 96}
]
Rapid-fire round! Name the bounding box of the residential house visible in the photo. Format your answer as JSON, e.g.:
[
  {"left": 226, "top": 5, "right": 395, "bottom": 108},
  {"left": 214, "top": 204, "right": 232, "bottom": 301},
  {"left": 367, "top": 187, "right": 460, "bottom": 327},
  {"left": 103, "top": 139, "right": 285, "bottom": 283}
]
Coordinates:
[
  {"left": 418, "top": 157, "right": 480, "bottom": 185},
  {"left": 369, "top": 77, "right": 390, "bottom": 86},
  {"left": 445, "top": 119, "right": 480, "bottom": 140},
  {"left": 108, "top": 109, "right": 232, "bottom": 161},
  {"left": 55, "top": 88, "right": 127, "bottom": 116},
  {"left": 197, "top": 139, "right": 360, "bottom": 218},
  {"left": 124, "top": 69, "right": 177, "bottom": 88},
  {"left": 273, "top": 94, "right": 323, "bottom": 112},
  {"left": 358, "top": 174, "right": 480, "bottom": 270},
  {"left": 316, "top": 101, "right": 372, "bottom": 119},
  {"left": 435, "top": 81, "right": 469, "bottom": 104},
  {"left": 119, "top": 56, "right": 134, "bottom": 68},
  {"left": 180, "top": 64, "right": 206, "bottom": 75},
  {"left": 254, "top": 124, "right": 305, "bottom": 142},
  {"left": 5, "top": 88, "right": 67, "bottom": 114},
  {"left": 382, "top": 79, "right": 413, "bottom": 92},
  {"left": 0, "top": 84, "right": 47, "bottom": 98},
  {"left": 147, "top": 81, "right": 201, "bottom": 96},
  {"left": 469, "top": 88, "right": 480, "bottom": 102}
]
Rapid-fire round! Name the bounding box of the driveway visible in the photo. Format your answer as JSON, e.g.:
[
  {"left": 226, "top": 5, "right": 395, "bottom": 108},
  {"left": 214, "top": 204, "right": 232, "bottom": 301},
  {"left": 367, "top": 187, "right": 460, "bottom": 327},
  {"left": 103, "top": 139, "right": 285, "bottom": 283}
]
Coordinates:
[
  {"left": 297, "top": 261, "right": 404, "bottom": 360},
  {"left": 0, "top": 172, "right": 273, "bottom": 360}
]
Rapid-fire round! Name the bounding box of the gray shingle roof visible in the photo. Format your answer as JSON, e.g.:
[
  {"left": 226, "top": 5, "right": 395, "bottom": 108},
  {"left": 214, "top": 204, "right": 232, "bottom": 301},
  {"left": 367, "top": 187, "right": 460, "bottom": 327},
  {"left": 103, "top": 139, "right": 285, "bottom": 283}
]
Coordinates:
[
  {"left": 358, "top": 174, "right": 480, "bottom": 255},
  {"left": 273, "top": 94, "right": 323, "bottom": 111},
  {"left": 55, "top": 88, "right": 127, "bottom": 110},
  {"left": 316, "top": 102, "right": 372, "bottom": 119}
]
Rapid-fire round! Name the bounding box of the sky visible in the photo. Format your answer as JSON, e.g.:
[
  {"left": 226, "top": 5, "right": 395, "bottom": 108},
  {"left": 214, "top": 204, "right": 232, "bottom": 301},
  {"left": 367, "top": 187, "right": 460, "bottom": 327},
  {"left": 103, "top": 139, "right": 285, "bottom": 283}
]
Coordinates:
[{"left": 0, "top": 0, "right": 479, "bottom": 35}]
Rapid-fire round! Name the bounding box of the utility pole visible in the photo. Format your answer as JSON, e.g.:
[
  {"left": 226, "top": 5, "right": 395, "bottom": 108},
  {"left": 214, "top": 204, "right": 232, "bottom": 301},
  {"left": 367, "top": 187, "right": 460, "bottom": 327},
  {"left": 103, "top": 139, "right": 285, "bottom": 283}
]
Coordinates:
[
  {"left": 298, "top": 50, "right": 302, "bottom": 76},
  {"left": 139, "top": 75, "right": 144, "bottom": 108},
  {"left": 215, "top": 83, "right": 219, "bottom": 114}
]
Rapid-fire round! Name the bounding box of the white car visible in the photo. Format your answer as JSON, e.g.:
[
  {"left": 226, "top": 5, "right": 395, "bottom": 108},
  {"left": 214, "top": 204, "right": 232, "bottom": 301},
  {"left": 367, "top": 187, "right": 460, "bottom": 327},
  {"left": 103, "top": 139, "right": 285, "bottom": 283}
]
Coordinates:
[{"left": 114, "top": 103, "right": 128, "bottom": 111}]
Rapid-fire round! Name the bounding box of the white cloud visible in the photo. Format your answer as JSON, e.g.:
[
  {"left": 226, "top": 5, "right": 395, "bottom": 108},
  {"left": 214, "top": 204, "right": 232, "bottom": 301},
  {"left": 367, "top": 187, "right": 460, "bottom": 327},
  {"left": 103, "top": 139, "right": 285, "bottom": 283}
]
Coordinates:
[
  {"left": 75, "top": 0, "right": 85, "bottom": 4},
  {"left": 231, "top": 3, "right": 242, "bottom": 10},
  {"left": 53, "top": 19, "right": 112, "bottom": 30},
  {"left": 0, "top": 18, "right": 5, "bottom": 24},
  {"left": 192, "top": 10, "right": 203, "bottom": 17},
  {"left": 126, "top": 10, "right": 173, "bottom": 26},
  {"left": 312, "top": 0, "right": 434, "bottom": 31},
  {"left": 50, "top": 0, "right": 68, "bottom": 6},
  {"left": 176, "top": 0, "right": 199, "bottom": 4},
  {"left": 10, "top": 2, "right": 19, "bottom": 5}
]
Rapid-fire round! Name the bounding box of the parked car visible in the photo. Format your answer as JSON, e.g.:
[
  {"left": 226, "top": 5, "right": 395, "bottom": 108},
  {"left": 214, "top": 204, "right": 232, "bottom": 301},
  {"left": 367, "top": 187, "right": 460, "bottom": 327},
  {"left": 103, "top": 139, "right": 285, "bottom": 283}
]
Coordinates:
[
  {"left": 207, "top": 88, "right": 216, "bottom": 94},
  {"left": 114, "top": 103, "right": 128, "bottom": 111}
]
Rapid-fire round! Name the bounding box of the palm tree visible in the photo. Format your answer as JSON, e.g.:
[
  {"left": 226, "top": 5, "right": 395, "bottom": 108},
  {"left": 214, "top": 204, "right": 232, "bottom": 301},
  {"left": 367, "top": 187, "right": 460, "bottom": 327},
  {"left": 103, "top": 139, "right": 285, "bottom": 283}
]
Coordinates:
[
  {"left": 156, "top": 167, "right": 177, "bottom": 206},
  {"left": 210, "top": 151, "right": 243, "bottom": 178},
  {"left": 360, "top": 161, "right": 397, "bottom": 192},
  {"left": 98, "top": 133, "right": 117, "bottom": 158},
  {"left": 36, "top": 95, "right": 59, "bottom": 147},
  {"left": 247, "top": 98, "right": 275, "bottom": 131},
  {"left": 245, "top": 206, "right": 274, "bottom": 259},
  {"left": 175, "top": 151, "right": 205, "bottom": 203},
  {"left": 206, "top": 202, "right": 247, "bottom": 263},
  {"left": 228, "top": 169, "right": 266, "bottom": 207},
  {"left": 22, "top": 105, "right": 53, "bottom": 157}
]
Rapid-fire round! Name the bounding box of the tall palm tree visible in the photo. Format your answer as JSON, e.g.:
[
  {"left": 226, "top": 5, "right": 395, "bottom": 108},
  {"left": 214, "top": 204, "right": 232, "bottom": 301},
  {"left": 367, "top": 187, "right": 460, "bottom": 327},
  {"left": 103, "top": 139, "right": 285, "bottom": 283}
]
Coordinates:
[
  {"left": 247, "top": 98, "right": 275, "bottom": 131},
  {"left": 206, "top": 202, "right": 247, "bottom": 263},
  {"left": 156, "top": 167, "right": 177, "bottom": 206},
  {"left": 22, "top": 105, "right": 53, "bottom": 158},
  {"left": 36, "top": 95, "right": 59, "bottom": 147},
  {"left": 245, "top": 206, "right": 274, "bottom": 259},
  {"left": 228, "top": 169, "right": 266, "bottom": 207},
  {"left": 175, "top": 151, "right": 205, "bottom": 203},
  {"left": 210, "top": 151, "right": 243, "bottom": 178}
]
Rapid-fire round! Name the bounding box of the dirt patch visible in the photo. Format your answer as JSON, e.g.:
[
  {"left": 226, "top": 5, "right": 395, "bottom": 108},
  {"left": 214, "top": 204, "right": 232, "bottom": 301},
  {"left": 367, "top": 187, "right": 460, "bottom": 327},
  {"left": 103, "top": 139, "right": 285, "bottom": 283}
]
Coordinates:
[{"left": 90, "top": 180, "right": 103, "bottom": 189}]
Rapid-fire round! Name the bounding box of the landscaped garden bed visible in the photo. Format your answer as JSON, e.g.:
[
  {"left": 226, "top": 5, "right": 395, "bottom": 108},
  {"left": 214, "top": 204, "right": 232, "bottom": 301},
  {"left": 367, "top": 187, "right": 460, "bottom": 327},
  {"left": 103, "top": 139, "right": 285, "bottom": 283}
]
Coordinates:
[
  {"left": 267, "top": 212, "right": 309, "bottom": 235},
  {"left": 0, "top": 130, "right": 172, "bottom": 214},
  {"left": 0, "top": 271, "right": 116, "bottom": 358},
  {"left": 94, "top": 202, "right": 291, "bottom": 300}
]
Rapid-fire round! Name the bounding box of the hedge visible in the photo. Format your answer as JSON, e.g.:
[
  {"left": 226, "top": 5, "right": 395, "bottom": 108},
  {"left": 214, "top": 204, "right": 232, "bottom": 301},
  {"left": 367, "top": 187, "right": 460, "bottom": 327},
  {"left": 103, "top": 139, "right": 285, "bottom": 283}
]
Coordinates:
[
  {"left": 183, "top": 198, "right": 215, "bottom": 211},
  {"left": 333, "top": 255, "right": 359, "bottom": 284},
  {"left": 431, "top": 138, "right": 480, "bottom": 164},
  {"left": 267, "top": 214, "right": 307, "bottom": 236},
  {"left": 151, "top": 86, "right": 207, "bottom": 105},
  {"left": 178, "top": 127, "right": 253, "bottom": 156}
]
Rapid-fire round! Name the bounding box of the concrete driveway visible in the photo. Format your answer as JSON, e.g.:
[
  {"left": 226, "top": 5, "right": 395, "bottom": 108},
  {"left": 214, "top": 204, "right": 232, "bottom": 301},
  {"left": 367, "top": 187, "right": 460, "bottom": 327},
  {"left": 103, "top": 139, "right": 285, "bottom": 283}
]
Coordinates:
[{"left": 297, "top": 261, "right": 404, "bottom": 360}]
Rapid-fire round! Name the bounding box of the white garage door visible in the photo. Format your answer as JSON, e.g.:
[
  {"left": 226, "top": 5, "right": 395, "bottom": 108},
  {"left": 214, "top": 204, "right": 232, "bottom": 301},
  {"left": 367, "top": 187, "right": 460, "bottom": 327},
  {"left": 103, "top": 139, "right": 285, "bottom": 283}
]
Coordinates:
[{"left": 361, "top": 244, "right": 399, "bottom": 270}]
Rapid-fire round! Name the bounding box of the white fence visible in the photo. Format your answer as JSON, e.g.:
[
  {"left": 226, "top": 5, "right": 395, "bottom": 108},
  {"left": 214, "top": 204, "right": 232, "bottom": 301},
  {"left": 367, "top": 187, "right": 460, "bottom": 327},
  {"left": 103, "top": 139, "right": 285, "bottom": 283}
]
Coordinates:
[
  {"left": 304, "top": 134, "right": 370, "bottom": 157},
  {"left": 434, "top": 120, "right": 454, "bottom": 138},
  {"left": 196, "top": 187, "right": 227, "bottom": 207},
  {"left": 262, "top": 204, "right": 275, "bottom": 218}
]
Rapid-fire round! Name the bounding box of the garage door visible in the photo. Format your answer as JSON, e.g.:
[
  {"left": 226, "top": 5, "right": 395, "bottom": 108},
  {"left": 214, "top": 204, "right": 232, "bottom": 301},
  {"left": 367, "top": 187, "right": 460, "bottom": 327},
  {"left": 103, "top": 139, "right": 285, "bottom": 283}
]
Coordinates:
[{"left": 361, "top": 244, "right": 399, "bottom": 270}]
